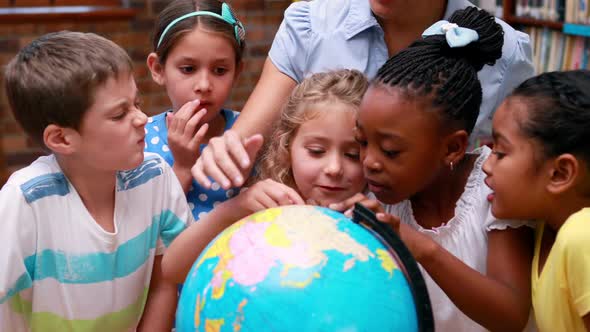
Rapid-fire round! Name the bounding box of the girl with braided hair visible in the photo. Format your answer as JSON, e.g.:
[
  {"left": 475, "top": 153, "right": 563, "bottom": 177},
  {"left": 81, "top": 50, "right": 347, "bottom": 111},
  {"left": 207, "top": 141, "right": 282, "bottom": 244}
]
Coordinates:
[
  {"left": 483, "top": 70, "right": 590, "bottom": 332},
  {"left": 332, "top": 7, "right": 535, "bottom": 332}
]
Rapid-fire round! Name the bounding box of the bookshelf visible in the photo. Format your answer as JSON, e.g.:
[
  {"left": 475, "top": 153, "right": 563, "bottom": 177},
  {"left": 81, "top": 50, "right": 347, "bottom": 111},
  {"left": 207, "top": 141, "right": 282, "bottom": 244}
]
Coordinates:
[
  {"left": 498, "top": 0, "right": 590, "bottom": 72},
  {"left": 563, "top": 23, "right": 590, "bottom": 37},
  {"left": 503, "top": 0, "right": 564, "bottom": 30}
]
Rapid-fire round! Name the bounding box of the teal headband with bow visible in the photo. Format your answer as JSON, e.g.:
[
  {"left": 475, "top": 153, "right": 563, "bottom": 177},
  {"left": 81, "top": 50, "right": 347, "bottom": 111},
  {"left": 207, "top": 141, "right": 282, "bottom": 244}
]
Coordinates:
[{"left": 157, "top": 2, "right": 245, "bottom": 49}]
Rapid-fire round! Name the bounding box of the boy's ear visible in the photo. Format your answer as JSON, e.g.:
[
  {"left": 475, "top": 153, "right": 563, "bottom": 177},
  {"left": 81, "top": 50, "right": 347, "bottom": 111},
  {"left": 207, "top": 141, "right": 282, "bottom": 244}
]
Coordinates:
[
  {"left": 443, "top": 129, "right": 469, "bottom": 167},
  {"left": 147, "top": 52, "right": 165, "bottom": 86},
  {"left": 546, "top": 153, "right": 579, "bottom": 195},
  {"left": 43, "top": 124, "right": 79, "bottom": 155}
]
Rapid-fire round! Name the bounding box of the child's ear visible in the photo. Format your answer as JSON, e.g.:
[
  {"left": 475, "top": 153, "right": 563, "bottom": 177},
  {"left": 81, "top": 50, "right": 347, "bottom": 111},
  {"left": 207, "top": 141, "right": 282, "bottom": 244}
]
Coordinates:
[
  {"left": 43, "top": 124, "right": 79, "bottom": 155},
  {"left": 546, "top": 154, "right": 579, "bottom": 195},
  {"left": 443, "top": 129, "right": 469, "bottom": 167},
  {"left": 147, "top": 52, "right": 165, "bottom": 85}
]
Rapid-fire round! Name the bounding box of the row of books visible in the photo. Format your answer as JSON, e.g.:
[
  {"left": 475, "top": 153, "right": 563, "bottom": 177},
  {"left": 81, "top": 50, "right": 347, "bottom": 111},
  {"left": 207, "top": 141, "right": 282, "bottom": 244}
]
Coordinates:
[
  {"left": 469, "top": 0, "right": 590, "bottom": 25},
  {"left": 564, "top": 0, "right": 590, "bottom": 24},
  {"left": 509, "top": 0, "right": 590, "bottom": 24},
  {"left": 513, "top": 0, "right": 566, "bottom": 21},
  {"left": 525, "top": 26, "right": 590, "bottom": 72},
  {"left": 469, "top": 0, "right": 505, "bottom": 18}
]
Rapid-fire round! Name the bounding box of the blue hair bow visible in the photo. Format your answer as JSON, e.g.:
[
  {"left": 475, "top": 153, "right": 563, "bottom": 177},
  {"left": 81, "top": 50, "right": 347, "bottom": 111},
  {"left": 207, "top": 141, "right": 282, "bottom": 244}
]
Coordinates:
[{"left": 422, "top": 20, "right": 479, "bottom": 48}]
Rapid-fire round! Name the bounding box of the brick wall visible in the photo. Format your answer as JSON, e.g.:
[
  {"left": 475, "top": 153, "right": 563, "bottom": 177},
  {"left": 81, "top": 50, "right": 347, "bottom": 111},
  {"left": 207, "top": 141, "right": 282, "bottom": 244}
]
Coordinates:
[{"left": 0, "top": 0, "right": 290, "bottom": 185}]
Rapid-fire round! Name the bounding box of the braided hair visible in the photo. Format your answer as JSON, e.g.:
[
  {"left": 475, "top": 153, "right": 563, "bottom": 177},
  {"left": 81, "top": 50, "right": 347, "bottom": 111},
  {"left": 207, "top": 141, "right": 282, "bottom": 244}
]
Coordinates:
[
  {"left": 375, "top": 7, "right": 504, "bottom": 134},
  {"left": 509, "top": 70, "right": 590, "bottom": 164}
]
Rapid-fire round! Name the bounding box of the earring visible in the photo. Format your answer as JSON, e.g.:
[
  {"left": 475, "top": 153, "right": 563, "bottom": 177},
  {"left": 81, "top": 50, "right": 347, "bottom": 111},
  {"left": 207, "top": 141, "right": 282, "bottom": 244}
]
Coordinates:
[{"left": 450, "top": 161, "right": 454, "bottom": 171}]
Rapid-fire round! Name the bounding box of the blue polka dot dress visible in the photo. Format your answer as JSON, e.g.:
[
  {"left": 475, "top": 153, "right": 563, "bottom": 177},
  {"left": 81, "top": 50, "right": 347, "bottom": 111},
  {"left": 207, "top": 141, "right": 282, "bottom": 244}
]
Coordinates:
[{"left": 144, "top": 109, "right": 240, "bottom": 221}]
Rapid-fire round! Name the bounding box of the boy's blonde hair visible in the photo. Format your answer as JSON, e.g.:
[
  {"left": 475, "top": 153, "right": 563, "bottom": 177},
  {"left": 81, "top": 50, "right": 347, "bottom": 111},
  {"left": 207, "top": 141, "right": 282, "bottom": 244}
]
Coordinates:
[
  {"left": 4, "top": 31, "right": 132, "bottom": 147},
  {"left": 256, "top": 69, "right": 368, "bottom": 188}
]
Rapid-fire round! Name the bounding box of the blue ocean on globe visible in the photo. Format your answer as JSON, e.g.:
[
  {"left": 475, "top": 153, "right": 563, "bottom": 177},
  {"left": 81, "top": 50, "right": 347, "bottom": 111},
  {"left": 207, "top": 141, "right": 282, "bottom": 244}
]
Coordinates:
[{"left": 176, "top": 205, "right": 419, "bottom": 332}]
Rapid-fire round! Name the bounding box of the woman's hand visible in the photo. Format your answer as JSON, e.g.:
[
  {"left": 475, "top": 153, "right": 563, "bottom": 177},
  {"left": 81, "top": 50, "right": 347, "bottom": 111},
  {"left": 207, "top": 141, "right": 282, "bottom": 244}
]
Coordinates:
[
  {"left": 192, "top": 58, "right": 297, "bottom": 191},
  {"left": 191, "top": 130, "right": 264, "bottom": 190}
]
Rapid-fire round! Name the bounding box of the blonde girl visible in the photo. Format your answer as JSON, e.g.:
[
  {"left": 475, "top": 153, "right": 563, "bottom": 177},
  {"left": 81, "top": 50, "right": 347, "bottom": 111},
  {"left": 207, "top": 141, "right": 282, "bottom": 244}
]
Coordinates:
[{"left": 163, "top": 69, "right": 368, "bottom": 282}]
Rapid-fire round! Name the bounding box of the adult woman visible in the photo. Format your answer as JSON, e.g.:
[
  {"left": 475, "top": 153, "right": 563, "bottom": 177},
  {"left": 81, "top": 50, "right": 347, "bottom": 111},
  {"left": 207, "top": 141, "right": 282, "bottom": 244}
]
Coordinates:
[{"left": 193, "top": 0, "right": 534, "bottom": 190}]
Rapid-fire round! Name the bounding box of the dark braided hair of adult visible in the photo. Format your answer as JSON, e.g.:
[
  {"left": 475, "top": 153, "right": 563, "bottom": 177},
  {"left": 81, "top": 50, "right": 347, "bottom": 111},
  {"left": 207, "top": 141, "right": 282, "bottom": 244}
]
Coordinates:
[{"left": 375, "top": 6, "right": 504, "bottom": 135}]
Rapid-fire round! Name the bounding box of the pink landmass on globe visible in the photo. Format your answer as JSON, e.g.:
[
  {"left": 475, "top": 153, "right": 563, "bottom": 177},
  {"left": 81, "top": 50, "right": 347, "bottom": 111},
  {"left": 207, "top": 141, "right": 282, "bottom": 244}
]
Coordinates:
[{"left": 226, "top": 222, "right": 316, "bottom": 286}]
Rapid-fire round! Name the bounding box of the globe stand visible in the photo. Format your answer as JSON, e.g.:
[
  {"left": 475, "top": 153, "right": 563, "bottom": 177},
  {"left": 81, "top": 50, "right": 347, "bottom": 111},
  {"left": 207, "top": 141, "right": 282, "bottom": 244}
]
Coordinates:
[{"left": 352, "top": 203, "right": 435, "bottom": 332}]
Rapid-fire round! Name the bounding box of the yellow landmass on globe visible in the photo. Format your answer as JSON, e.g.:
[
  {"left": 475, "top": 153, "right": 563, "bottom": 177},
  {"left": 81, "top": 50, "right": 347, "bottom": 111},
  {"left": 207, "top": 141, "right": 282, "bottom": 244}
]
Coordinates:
[
  {"left": 280, "top": 271, "right": 321, "bottom": 288},
  {"left": 376, "top": 248, "right": 398, "bottom": 277},
  {"left": 195, "top": 225, "right": 240, "bottom": 299},
  {"left": 271, "top": 207, "right": 373, "bottom": 269},
  {"left": 205, "top": 318, "right": 224, "bottom": 332},
  {"left": 251, "top": 207, "right": 282, "bottom": 223},
  {"left": 233, "top": 299, "right": 248, "bottom": 332},
  {"left": 265, "top": 222, "right": 292, "bottom": 248}
]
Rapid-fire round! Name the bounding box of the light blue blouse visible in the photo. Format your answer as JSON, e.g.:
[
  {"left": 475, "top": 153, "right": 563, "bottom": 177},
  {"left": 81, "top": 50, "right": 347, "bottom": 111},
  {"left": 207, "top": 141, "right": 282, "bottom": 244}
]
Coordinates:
[{"left": 268, "top": 0, "right": 534, "bottom": 146}]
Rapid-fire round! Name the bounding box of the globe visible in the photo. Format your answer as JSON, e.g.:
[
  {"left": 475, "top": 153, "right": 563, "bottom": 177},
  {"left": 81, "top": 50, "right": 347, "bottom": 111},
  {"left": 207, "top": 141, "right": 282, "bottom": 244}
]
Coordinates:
[{"left": 176, "top": 205, "right": 431, "bottom": 332}]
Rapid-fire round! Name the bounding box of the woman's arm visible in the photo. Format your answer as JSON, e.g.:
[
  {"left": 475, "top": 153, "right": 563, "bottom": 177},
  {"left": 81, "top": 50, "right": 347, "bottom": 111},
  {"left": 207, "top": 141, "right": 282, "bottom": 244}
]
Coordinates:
[
  {"left": 235, "top": 58, "right": 298, "bottom": 138},
  {"left": 192, "top": 58, "right": 297, "bottom": 190}
]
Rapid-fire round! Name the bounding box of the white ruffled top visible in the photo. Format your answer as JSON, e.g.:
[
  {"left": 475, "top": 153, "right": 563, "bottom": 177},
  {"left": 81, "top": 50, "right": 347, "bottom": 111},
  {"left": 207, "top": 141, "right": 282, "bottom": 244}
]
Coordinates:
[{"left": 378, "top": 146, "right": 533, "bottom": 332}]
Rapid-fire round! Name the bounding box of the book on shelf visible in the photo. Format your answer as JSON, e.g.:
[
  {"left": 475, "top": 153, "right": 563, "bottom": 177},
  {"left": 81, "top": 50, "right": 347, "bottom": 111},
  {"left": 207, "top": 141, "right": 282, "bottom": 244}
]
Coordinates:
[
  {"left": 464, "top": 1, "right": 590, "bottom": 74},
  {"left": 512, "top": 0, "right": 565, "bottom": 21},
  {"left": 468, "top": 0, "right": 503, "bottom": 17},
  {"left": 524, "top": 26, "right": 590, "bottom": 72}
]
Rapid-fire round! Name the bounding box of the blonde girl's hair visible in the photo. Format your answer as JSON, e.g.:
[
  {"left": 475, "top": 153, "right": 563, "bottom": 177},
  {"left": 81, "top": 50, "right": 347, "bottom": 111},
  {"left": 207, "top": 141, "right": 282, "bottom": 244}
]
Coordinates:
[{"left": 254, "top": 69, "right": 369, "bottom": 188}]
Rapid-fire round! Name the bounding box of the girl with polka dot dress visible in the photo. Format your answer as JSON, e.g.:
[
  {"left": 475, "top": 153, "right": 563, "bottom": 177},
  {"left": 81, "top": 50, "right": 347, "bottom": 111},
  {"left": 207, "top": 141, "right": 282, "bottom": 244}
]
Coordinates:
[{"left": 144, "top": 0, "right": 245, "bottom": 220}]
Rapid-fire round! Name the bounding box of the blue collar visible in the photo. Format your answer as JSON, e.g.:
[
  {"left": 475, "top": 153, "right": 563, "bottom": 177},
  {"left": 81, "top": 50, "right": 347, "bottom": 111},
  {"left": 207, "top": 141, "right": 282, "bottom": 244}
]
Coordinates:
[
  {"left": 343, "top": 0, "right": 472, "bottom": 40},
  {"left": 443, "top": 0, "right": 473, "bottom": 19},
  {"left": 343, "top": 0, "right": 381, "bottom": 40}
]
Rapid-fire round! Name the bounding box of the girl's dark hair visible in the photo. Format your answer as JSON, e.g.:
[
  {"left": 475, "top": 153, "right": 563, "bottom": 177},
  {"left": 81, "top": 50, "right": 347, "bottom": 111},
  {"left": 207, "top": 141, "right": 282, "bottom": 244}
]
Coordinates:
[
  {"left": 152, "top": 0, "right": 246, "bottom": 64},
  {"left": 375, "top": 7, "right": 504, "bottom": 134},
  {"left": 510, "top": 70, "right": 590, "bottom": 163}
]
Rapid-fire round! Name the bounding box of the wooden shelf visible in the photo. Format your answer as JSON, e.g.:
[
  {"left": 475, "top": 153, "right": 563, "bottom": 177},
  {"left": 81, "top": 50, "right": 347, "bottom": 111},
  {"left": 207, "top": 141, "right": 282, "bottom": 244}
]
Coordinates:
[
  {"left": 0, "top": 5, "right": 137, "bottom": 23},
  {"left": 502, "top": 0, "right": 564, "bottom": 30}
]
